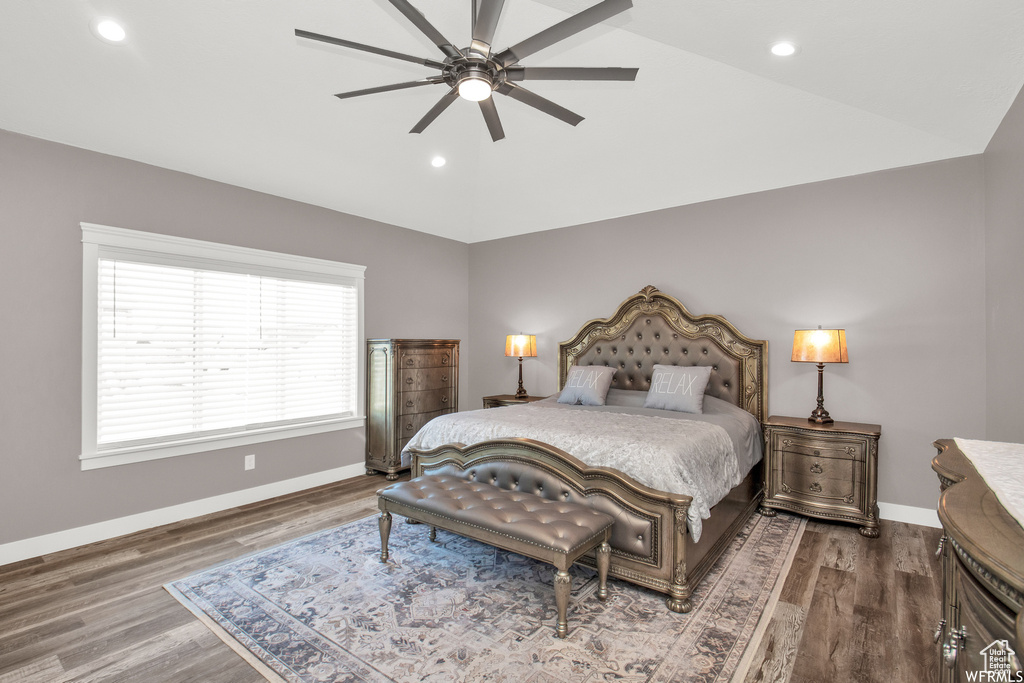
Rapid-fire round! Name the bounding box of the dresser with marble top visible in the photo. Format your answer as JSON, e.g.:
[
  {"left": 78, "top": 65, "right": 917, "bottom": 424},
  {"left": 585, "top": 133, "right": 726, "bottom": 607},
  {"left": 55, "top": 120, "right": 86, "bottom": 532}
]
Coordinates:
[{"left": 932, "top": 438, "right": 1024, "bottom": 681}]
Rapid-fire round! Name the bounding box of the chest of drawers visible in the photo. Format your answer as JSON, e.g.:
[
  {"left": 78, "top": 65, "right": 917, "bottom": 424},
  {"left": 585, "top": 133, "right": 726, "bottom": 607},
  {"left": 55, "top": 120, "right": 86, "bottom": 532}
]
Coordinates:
[
  {"left": 761, "top": 415, "right": 881, "bottom": 537},
  {"left": 365, "top": 339, "right": 459, "bottom": 480}
]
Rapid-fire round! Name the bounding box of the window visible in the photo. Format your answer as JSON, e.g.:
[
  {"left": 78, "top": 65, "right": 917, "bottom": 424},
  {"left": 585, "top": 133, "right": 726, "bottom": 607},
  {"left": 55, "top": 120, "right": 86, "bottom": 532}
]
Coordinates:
[{"left": 81, "top": 224, "right": 365, "bottom": 469}]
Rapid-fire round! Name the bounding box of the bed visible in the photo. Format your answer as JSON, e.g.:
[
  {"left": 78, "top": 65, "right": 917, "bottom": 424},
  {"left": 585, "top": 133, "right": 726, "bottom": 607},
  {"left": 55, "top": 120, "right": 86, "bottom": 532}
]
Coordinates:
[{"left": 403, "top": 285, "right": 768, "bottom": 612}]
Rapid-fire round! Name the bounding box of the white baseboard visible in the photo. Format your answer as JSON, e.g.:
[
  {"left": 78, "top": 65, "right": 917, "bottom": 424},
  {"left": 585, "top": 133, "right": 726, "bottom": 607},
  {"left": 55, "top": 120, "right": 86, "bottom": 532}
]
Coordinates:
[
  {"left": 879, "top": 502, "right": 940, "bottom": 528},
  {"left": 0, "top": 463, "right": 366, "bottom": 568}
]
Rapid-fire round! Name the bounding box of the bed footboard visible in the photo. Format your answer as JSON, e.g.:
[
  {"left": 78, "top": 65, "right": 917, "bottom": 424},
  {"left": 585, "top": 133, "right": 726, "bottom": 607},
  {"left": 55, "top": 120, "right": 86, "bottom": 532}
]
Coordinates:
[{"left": 409, "top": 438, "right": 698, "bottom": 611}]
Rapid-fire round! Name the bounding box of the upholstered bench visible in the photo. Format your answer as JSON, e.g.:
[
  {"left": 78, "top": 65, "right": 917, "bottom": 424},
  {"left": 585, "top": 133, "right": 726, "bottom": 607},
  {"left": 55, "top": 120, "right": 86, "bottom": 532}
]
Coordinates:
[{"left": 377, "top": 474, "right": 614, "bottom": 638}]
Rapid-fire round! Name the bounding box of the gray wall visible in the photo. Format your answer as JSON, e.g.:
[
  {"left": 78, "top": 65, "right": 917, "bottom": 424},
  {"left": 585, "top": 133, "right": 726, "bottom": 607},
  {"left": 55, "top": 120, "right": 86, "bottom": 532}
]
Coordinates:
[
  {"left": 5, "top": 86, "right": 1020, "bottom": 546},
  {"left": 984, "top": 86, "right": 1024, "bottom": 442},
  {"left": 467, "top": 156, "right": 989, "bottom": 511},
  {"left": 0, "top": 129, "right": 470, "bottom": 545}
]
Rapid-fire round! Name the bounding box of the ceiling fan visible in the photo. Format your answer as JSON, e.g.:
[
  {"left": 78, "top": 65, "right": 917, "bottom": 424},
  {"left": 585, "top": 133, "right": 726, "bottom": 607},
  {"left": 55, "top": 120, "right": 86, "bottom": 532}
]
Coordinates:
[{"left": 296, "top": 0, "right": 637, "bottom": 141}]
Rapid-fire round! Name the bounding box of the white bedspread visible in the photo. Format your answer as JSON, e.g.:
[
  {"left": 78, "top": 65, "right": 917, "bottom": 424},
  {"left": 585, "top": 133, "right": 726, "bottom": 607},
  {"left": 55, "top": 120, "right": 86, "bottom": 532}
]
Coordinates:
[{"left": 403, "top": 403, "right": 743, "bottom": 541}]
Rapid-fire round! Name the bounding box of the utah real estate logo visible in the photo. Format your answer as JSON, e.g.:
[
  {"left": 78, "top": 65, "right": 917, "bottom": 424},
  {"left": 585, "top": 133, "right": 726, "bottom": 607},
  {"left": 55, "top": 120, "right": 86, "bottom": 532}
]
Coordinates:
[{"left": 966, "top": 639, "right": 1021, "bottom": 682}]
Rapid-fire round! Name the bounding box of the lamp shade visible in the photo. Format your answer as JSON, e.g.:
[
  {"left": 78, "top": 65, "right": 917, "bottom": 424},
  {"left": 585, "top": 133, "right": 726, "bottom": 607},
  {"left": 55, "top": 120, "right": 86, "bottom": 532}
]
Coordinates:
[
  {"left": 792, "top": 328, "right": 848, "bottom": 364},
  {"left": 505, "top": 334, "right": 537, "bottom": 358}
]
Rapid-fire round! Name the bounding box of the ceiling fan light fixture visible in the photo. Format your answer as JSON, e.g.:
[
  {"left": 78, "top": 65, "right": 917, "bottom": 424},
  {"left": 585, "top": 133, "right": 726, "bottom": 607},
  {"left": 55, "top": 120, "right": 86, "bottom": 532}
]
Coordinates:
[
  {"left": 458, "top": 75, "right": 492, "bottom": 102},
  {"left": 297, "top": 0, "right": 638, "bottom": 140}
]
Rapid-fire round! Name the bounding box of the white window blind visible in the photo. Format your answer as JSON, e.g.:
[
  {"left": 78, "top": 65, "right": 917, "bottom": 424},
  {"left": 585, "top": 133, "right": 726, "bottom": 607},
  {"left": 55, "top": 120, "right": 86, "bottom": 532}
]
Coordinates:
[{"left": 82, "top": 224, "right": 365, "bottom": 469}]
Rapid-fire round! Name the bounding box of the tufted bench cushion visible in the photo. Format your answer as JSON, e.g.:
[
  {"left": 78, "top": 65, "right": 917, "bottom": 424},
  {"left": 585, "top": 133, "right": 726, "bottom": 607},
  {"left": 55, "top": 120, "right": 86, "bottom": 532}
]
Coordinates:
[
  {"left": 377, "top": 474, "right": 614, "bottom": 638},
  {"left": 380, "top": 474, "right": 614, "bottom": 554}
]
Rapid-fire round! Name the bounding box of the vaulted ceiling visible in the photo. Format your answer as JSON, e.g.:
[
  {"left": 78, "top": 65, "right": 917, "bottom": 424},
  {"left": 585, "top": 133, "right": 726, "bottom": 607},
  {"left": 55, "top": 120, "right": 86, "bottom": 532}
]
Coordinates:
[{"left": 2, "top": 1, "right": 1023, "bottom": 243}]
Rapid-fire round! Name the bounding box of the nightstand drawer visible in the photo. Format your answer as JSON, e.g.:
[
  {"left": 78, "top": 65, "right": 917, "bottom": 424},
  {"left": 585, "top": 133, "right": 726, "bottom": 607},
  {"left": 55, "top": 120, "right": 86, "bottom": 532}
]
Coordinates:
[
  {"left": 775, "top": 433, "right": 864, "bottom": 461},
  {"left": 775, "top": 451, "right": 862, "bottom": 503},
  {"left": 482, "top": 394, "right": 547, "bottom": 408}
]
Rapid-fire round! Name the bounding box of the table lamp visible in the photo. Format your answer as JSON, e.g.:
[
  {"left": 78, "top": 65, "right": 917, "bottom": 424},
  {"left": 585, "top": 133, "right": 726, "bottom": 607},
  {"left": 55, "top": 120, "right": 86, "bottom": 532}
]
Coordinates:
[
  {"left": 505, "top": 334, "right": 537, "bottom": 398},
  {"left": 792, "top": 327, "right": 848, "bottom": 424}
]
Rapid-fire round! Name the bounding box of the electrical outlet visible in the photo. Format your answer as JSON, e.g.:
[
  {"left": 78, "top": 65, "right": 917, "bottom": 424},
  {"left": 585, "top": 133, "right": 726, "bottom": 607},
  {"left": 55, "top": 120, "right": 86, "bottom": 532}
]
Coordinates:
[{"left": 244, "top": 454, "right": 255, "bottom": 471}]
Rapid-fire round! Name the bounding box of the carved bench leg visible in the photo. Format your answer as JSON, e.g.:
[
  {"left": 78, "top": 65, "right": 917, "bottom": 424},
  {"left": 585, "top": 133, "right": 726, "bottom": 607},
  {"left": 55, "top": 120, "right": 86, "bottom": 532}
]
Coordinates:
[
  {"left": 429, "top": 526, "right": 437, "bottom": 542},
  {"left": 596, "top": 542, "right": 610, "bottom": 601},
  {"left": 554, "top": 569, "right": 571, "bottom": 639},
  {"left": 378, "top": 510, "right": 392, "bottom": 563}
]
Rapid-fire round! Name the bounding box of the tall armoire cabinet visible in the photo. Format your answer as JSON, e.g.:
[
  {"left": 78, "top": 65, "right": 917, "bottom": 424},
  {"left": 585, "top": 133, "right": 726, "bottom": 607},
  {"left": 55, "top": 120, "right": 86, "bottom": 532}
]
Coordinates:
[{"left": 365, "top": 339, "right": 459, "bottom": 480}]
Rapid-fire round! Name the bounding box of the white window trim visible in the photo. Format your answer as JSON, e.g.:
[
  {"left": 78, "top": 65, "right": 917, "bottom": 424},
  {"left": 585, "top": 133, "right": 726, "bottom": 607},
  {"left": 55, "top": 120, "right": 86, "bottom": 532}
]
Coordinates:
[{"left": 81, "top": 223, "right": 366, "bottom": 470}]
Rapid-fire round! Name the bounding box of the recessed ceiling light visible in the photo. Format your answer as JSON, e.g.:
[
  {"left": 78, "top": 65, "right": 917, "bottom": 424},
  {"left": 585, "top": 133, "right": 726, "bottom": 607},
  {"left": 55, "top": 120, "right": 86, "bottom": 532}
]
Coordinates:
[
  {"left": 770, "top": 41, "right": 797, "bottom": 57},
  {"left": 431, "top": 156, "right": 446, "bottom": 168},
  {"left": 92, "top": 18, "right": 127, "bottom": 44}
]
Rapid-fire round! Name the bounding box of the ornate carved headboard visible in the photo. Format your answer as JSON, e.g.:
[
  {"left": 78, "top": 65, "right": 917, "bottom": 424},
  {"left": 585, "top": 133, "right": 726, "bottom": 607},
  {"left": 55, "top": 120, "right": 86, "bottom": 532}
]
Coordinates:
[{"left": 558, "top": 286, "right": 768, "bottom": 424}]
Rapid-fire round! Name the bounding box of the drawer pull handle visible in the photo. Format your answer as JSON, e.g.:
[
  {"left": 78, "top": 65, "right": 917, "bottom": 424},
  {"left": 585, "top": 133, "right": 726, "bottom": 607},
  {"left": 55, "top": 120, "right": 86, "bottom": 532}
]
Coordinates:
[
  {"left": 933, "top": 619, "right": 946, "bottom": 644},
  {"left": 809, "top": 482, "right": 822, "bottom": 494},
  {"left": 810, "top": 462, "right": 823, "bottom": 474},
  {"left": 441, "top": 396, "right": 448, "bottom": 404},
  {"left": 943, "top": 627, "right": 966, "bottom": 669},
  {"left": 935, "top": 535, "right": 946, "bottom": 559},
  {"left": 406, "top": 359, "right": 414, "bottom": 366},
  {"left": 441, "top": 376, "right": 448, "bottom": 382},
  {"left": 813, "top": 449, "right": 820, "bottom": 456},
  {"left": 442, "top": 357, "right": 449, "bottom": 364},
  {"left": 405, "top": 400, "right": 414, "bottom": 408},
  {"left": 406, "top": 377, "right": 414, "bottom": 385},
  {"left": 405, "top": 423, "right": 413, "bottom": 431}
]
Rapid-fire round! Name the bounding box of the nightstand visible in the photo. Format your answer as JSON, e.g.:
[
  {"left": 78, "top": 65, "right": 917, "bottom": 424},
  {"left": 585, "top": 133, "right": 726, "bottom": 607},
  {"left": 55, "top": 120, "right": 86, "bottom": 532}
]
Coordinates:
[
  {"left": 482, "top": 394, "right": 547, "bottom": 409},
  {"left": 761, "top": 415, "right": 881, "bottom": 537}
]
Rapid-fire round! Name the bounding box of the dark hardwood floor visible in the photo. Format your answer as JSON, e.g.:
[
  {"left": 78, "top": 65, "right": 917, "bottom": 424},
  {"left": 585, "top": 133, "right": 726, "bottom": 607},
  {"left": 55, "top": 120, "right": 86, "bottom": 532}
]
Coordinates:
[
  {"left": 0, "top": 475, "right": 942, "bottom": 682},
  {"left": 743, "top": 517, "right": 943, "bottom": 683}
]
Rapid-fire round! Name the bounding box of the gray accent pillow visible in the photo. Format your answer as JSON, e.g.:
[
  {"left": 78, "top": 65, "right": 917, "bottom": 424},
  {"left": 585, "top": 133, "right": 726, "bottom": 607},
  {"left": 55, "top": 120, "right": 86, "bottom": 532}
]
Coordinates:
[
  {"left": 644, "top": 364, "right": 714, "bottom": 413},
  {"left": 557, "top": 365, "right": 616, "bottom": 406}
]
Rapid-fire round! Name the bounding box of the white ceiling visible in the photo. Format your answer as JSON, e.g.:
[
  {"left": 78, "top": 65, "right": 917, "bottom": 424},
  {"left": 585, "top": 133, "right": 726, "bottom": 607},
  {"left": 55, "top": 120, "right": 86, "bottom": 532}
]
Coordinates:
[{"left": 3, "top": 0, "right": 1023, "bottom": 243}]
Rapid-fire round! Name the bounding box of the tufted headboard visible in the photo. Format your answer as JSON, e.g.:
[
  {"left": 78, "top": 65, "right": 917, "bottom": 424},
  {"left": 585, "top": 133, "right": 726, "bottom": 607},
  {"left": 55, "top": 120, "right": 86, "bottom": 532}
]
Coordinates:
[{"left": 558, "top": 286, "right": 768, "bottom": 424}]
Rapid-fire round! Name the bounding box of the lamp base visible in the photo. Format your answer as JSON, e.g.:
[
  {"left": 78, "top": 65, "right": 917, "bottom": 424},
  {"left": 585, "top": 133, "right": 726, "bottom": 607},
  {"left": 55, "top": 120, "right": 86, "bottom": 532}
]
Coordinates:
[
  {"left": 807, "top": 363, "right": 834, "bottom": 424},
  {"left": 807, "top": 407, "right": 834, "bottom": 425},
  {"left": 514, "top": 356, "right": 528, "bottom": 399}
]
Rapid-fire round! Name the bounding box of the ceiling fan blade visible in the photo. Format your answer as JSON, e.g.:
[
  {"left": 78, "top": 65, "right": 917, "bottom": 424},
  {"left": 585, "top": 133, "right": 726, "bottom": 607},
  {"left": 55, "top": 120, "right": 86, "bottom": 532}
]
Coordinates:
[
  {"left": 410, "top": 87, "right": 460, "bottom": 134},
  {"left": 479, "top": 97, "right": 506, "bottom": 142},
  {"left": 296, "top": 29, "right": 447, "bottom": 70},
  {"left": 505, "top": 66, "right": 638, "bottom": 81},
  {"left": 389, "top": 0, "right": 464, "bottom": 60},
  {"left": 496, "top": 82, "right": 583, "bottom": 126},
  {"left": 335, "top": 77, "right": 444, "bottom": 100},
  {"left": 495, "top": 0, "right": 632, "bottom": 67},
  {"left": 471, "top": 0, "right": 505, "bottom": 57}
]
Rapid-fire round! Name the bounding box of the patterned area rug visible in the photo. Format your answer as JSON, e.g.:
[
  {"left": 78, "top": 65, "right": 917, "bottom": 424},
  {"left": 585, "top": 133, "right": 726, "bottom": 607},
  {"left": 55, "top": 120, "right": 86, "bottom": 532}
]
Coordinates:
[{"left": 166, "top": 511, "right": 804, "bottom": 682}]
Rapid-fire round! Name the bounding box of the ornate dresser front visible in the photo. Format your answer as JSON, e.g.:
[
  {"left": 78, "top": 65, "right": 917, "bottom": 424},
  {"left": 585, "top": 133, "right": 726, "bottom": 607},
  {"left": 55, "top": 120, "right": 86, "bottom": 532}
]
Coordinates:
[{"left": 366, "top": 339, "right": 459, "bottom": 480}]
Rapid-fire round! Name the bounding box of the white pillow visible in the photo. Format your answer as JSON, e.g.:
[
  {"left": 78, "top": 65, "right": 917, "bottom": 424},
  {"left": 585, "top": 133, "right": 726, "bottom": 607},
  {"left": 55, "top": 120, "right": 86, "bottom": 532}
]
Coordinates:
[
  {"left": 557, "top": 365, "right": 616, "bottom": 406},
  {"left": 644, "top": 364, "right": 713, "bottom": 413}
]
